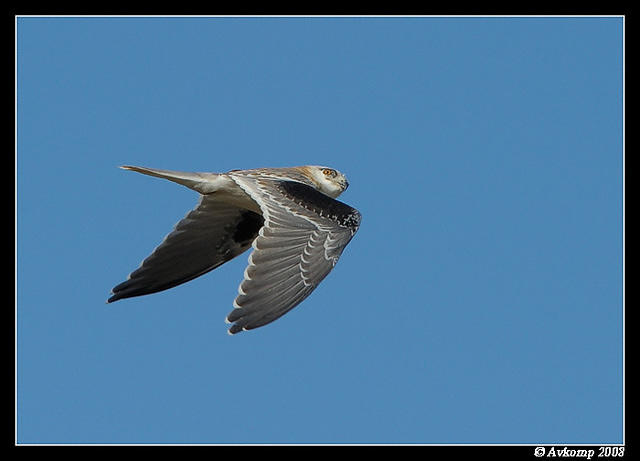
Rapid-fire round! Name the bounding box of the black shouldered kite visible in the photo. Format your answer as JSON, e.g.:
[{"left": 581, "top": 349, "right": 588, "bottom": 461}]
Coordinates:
[{"left": 107, "top": 165, "right": 361, "bottom": 334}]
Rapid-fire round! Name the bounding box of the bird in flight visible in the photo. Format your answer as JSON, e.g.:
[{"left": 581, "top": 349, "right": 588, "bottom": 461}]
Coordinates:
[{"left": 107, "top": 165, "right": 361, "bottom": 334}]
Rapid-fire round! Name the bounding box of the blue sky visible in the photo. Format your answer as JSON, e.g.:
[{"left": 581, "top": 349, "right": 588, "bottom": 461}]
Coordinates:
[{"left": 16, "top": 16, "right": 623, "bottom": 444}]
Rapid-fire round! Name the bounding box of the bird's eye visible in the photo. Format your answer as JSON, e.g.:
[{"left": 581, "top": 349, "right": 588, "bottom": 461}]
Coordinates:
[{"left": 322, "top": 168, "right": 336, "bottom": 177}]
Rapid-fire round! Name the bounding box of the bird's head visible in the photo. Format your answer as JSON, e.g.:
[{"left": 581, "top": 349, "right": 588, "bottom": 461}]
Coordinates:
[{"left": 303, "top": 166, "right": 350, "bottom": 198}]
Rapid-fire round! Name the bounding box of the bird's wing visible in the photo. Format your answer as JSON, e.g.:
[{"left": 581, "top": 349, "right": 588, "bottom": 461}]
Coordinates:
[
  {"left": 225, "top": 176, "right": 361, "bottom": 334},
  {"left": 108, "top": 194, "right": 263, "bottom": 303}
]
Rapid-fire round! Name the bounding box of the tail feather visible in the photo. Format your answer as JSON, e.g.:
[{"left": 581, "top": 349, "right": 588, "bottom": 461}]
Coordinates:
[{"left": 120, "top": 165, "right": 221, "bottom": 194}]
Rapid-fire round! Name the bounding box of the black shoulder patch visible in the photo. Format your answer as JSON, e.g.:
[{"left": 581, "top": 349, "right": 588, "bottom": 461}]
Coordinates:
[
  {"left": 276, "top": 181, "right": 361, "bottom": 229},
  {"left": 233, "top": 210, "right": 264, "bottom": 245}
]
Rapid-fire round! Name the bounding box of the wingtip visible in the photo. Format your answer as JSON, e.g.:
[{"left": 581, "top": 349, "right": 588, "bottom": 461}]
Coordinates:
[
  {"left": 225, "top": 315, "right": 236, "bottom": 335},
  {"left": 225, "top": 314, "right": 246, "bottom": 335},
  {"left": 106, "top": 292, "right": 120, "bottom": 303},
  {"left": 227, "top": 325, "right": 245, "bottom": 335}
]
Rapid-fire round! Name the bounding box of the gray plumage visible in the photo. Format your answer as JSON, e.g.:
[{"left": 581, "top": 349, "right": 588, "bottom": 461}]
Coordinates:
[{"left": 107, "top": 165, "right": 361, "bottom": 334}]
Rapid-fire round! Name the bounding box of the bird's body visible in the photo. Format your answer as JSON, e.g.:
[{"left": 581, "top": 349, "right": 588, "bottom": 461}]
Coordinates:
[{"left": 108, "top": 165, "right": 361, "bottom": 334}]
